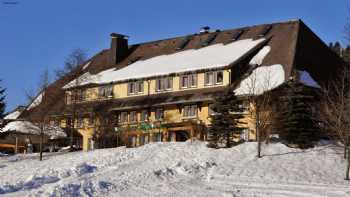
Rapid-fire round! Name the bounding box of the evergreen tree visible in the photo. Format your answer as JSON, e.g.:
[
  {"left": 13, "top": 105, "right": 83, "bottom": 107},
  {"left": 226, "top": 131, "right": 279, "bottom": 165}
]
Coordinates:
[
  {"left": 278, "top": 80, "right": 319, "bottom": 148},
  {"left": 207, "top": 88, "right": 245, "bottom": 148},
  {"left": 0, "top": 80, "right": 6, "bottom": 118},
  {"left": 343, "top": 46, "right": 350, "bottom": 63},
  {"left": 333, "top": 42, "right": 342, "bottom": 57}
]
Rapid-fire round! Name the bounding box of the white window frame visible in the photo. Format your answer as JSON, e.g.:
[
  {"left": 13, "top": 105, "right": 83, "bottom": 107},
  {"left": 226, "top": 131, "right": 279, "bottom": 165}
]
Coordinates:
[
  {"left": 99, "top": 85, "right": 114, "bottom": 98},
  {"left": 180, "top": 74, "right": 197, "bottom": 89},
  {"left": 205, "top": 72, "right": 214, "bottom": 86},
  {"left": 215, "top": 71, "right": 223, "bottom": 85},
  {"left": 155, "top": 108, "right": 164, "bottom": 120},
  {"left": 129, "top": 111, "right": 137, "bottom": 122},
  {"left": 119, "top": 112, "right": 128, "bottom": 123},
  {"left": 156, "top": 77, "right": 173, "bottom": 92},
  {"left": 183, "top": 105, "right": 197, "bottom": 118},
  {"left": 128, "top": 81, "right": 144, "bottom": 95},
  {"left": 205, "top": 71, "right": 223, "bottom": 86},
  {"left": 140, "top": 110, "right": 148, "bottom": 122}
]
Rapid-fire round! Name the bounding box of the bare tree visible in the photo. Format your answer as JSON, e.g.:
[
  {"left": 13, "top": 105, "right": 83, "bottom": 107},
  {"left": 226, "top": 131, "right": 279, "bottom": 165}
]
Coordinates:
[
  {"left": 55, "top": 48, "right": 87, "bottom": 79},
  {"left": 30, "top": 69, "right": 51, "bottom": 161},
  {"left": 240, "top": 66, "right": 276, "bottom": 158},
  {"left": 320, "top": 67, "right": 350, "bottom": 180}
]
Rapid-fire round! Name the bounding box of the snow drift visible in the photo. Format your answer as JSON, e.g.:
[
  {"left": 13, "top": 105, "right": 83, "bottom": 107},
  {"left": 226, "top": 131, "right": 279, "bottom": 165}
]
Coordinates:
[{"left": 0, "top": 141, "right": 349, "bottom": 196}]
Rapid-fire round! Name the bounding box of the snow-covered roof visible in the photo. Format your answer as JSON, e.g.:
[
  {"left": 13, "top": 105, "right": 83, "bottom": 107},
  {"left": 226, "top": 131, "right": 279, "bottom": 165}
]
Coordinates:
[
  {"left": 249, "top": 46, "right": 271, "bottom": 66},
  {"left": 64, "top": 38, "right": 266, "bottom": 89},
  {"left": 4, "top": 110, "right": 21, "bottom": 120},
  {"left": 298, "top": 70, "right": 320, "bottom": 88},
  {"left": 234, "top": 64, "right": 285, "bottom": 96},
  {"left": 1, "top": 121, "right": 41, "bottom": 135},
  {"left": 27, "top": 92, "right": 43, "bottom": 110},
  {"left": 82, "top": 61, "right": 91, "bottom": 70},
  {"left": 0, "top": 121, "right": 67, "bottom": 139}
]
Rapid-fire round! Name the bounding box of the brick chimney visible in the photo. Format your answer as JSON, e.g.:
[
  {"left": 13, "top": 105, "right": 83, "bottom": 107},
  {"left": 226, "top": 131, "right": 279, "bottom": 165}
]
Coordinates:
[{"left": 109, "top": 33, "right": 129, "bottom": 65}]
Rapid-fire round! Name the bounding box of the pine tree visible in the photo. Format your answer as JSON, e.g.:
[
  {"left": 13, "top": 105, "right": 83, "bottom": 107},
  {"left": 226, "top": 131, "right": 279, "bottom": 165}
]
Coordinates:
[
  {"left": 278, "top": 81, "right": 319, "bottom": 148},
  {"left": 207, "top": 88, "right": 245, "bottom": 148},
  {"left": 0, "top": 80, "right": 6, "bottom": 118},
  {"left": 333, "top": 42, "right": 342, "bottom": 57},
  {"left": 343, "top": 46, "right": 350, "bottom": 63}
]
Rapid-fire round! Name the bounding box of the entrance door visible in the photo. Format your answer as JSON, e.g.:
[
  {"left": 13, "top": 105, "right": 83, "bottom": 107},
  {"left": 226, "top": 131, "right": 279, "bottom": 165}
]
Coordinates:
[{"left": 175, "top": 131, "right": 190, "bottom": 142}]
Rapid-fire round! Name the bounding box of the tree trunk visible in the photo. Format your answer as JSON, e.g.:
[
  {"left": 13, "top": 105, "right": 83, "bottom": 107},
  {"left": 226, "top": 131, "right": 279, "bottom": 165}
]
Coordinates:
[
  {"left": 226, "top": 132, "right": 230, "bottom": 148},
  {"left": 256, "top": 109, "right": 262, "bottom": 158},
  {"left": 39, "top": 131, "right": 43, "bottom": 161},
  {"left": 346, "top": 146, "right": 350, "bottom": 180},
  {"left": 344, "top": 136, "right": 348, "bottom": 159},
  {"left": 15, "top": 136, "right": 18, "bottom": 154}
]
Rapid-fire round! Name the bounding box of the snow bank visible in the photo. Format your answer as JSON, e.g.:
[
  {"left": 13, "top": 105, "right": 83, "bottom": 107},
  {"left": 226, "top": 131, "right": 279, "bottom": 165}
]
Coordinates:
[
  {"left": 0, "top": 142, "right": 348, "bottom": 196},
  {"left": 0, "top": 121, "right": 67, "bottom": 139},
  {"left": 64, "top": 38, "right": 266, "bottom": 88},
  {"left": 235, "top": 64, "right": 285, "bottom": 95},
  {"left": 299, "top": 70, "right": 321, "bottom": 88}
]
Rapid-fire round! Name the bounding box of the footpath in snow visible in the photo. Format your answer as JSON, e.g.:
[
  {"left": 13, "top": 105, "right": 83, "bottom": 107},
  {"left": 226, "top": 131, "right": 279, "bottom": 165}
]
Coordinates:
[{"left": 0, "top": 141, "right": 349, "bottom": 197}]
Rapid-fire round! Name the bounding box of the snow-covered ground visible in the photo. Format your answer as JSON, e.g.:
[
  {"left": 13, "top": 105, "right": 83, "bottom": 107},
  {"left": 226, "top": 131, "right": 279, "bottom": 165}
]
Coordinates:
[{"left": 0, "top": 141, "right": 349, "bottom": 197}]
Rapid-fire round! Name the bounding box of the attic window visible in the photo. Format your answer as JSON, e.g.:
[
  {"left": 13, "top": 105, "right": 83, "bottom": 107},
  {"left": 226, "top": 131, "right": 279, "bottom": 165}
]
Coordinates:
[
  {"left": 231, "top": 30, "right": 244, "bottom": 41},
  {"left": 201, "top": 33, "right": 218, "bottom": 46},
  {"left": 176, "top": 36, "right": 192, "bottom": 50},
  {"left": 258, "top": 25, "right": 272, "bottom": 37}
]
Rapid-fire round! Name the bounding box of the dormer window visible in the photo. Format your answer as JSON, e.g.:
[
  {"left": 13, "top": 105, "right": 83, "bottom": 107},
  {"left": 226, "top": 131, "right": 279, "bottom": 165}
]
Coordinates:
[
  {"left": 205, "top": 71, "right": 223, "bottom": 86},
  {"left": 128, "top": 81, "right": 143, "bottom": 95},
  {"left": 180, "top": 74, "right": 197, "bottom": 89},
  {"left": 99, "top": 85, "right": 113, "bottom": 98},
  {"left": 156, "top": 77, "right": 173, "bottom": 92}
]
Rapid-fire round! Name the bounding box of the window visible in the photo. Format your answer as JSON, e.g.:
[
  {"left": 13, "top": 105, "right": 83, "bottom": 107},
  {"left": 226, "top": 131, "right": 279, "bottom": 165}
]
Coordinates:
[
  {"left": 205, "top": 71, "right": 223, "bottom": 86},
  {"left": 156, "top": 77, "right": 173, "bottom": 92},
  {"left": 119, "top": 112, "right": 128, "bottom": 123},
  {"left": 183, "top": 105, "right": 197, "bottom": 118},
  {"left": 155, "top": 108, "right": 164, "bottom": 120},
  {"left": 181, "top": 75, "right": 188, "bottom": 88},
  {"left": 65, "top": 91, "right": 72, "bottom": 104},
  {"left": 70, "top": 89, "right": 86, "bottom": 103},
  {"left": 215, "top": 71, "right": 223, "bottom": 84},
  {"left": 99, "top": 85, "right": 113, "bottom": 98},
  {"left": 141, "top": 110, "right": 148, "bottom": 122},
  {"left": 129, "top": 111, "right": 137, "bottom": 122},
  {"left": 128, "top": 82, "right": 135, "bottom": 94},
  {"left": 128, "top": 81, "right": 144, "bottom": 95},
  {"left": 205, "top": 72, "right": 214, "bottom": 86},
  {"left": 180, "top": 74, "right": 197, "bottom": 89},
  {"left": 153, "top": 133, "right": 162, "bottom": 142},
  {"left": 189, "top": 74, "right": 197, "bottom": 87}
]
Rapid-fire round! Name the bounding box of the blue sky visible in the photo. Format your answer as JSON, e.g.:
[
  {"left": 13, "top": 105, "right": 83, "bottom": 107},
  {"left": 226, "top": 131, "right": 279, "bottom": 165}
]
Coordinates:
[{"left": 0, "top": 0, "right": 348, "bottom": 112}]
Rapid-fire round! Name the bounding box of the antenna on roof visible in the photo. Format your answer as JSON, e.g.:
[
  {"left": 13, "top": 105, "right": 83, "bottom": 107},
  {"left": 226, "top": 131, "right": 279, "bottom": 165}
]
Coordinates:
[
  {"left": 231, "top": 30, "right": 244, "bottom": 41},
  {"left": 201, "top": 32, "right": 219, "bottom": 46},
  {"left": 176, "top": 36, "right": 192, "bottom": 50},
  {"left": 258, "top": 25, "right": 272, "bottom": 37}
]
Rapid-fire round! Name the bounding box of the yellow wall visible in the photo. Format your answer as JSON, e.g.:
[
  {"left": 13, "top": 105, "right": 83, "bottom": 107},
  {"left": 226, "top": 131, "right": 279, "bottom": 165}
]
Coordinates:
[{"left": 66, "top": 69, "right": 231, "bottom": 103}]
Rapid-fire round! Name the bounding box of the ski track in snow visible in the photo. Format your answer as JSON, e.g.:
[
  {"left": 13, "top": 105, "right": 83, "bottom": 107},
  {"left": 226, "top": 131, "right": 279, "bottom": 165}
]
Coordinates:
[{"left": 0, "top": 142, "right": 349, "bottom": 197}]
